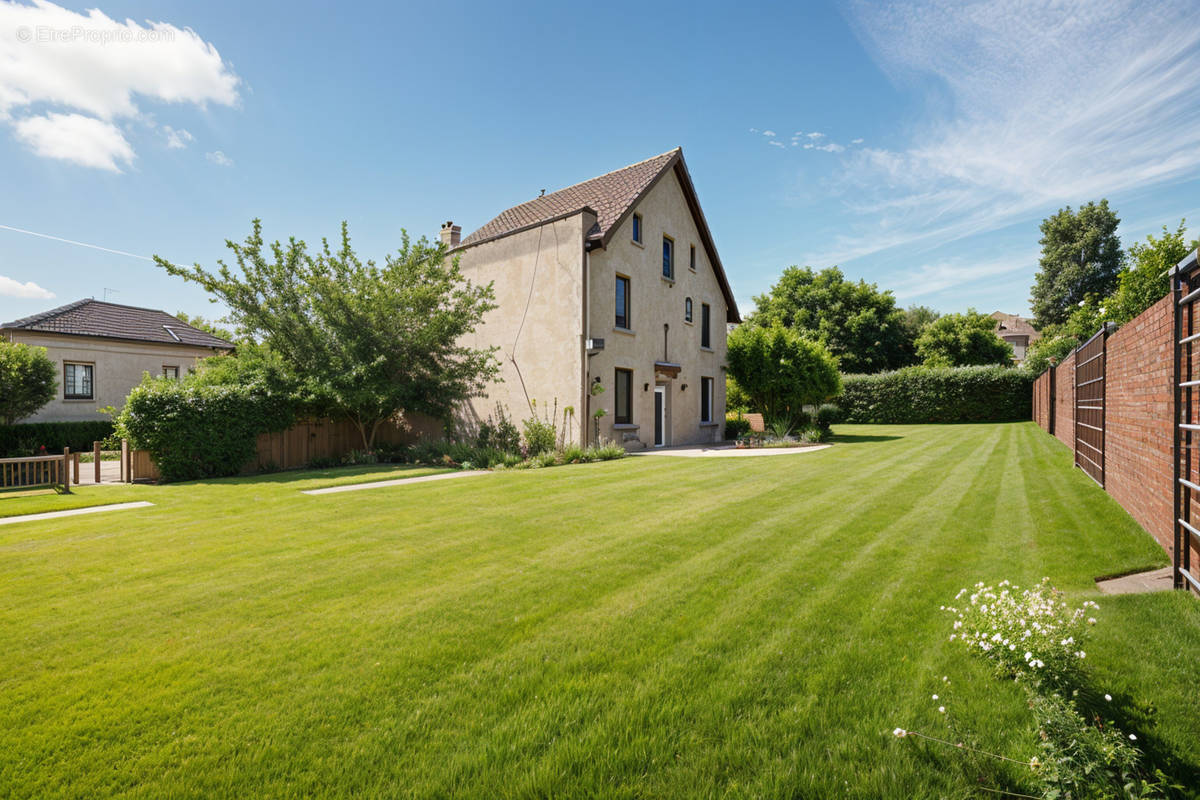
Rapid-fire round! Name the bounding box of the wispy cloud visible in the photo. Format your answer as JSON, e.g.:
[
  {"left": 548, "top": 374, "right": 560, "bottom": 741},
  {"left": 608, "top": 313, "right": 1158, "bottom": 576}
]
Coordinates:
[
  {"left": 887, "top": 250, "right": 1038, "bottom": 301},
  {"left": 0, "top": 274, "right": 54, "bottom": 299},
  {"left": 205, "top": 149, "right": 233, "bottom": 167},
  {"left": 824, "top": 0, "right": 1200, "bottom": 272},
  {"left": 163, "top": 125, "right": 193, "bottom": 149},
  {"left": 0, "top": 0, "right": 239, "bottom": 170},
  {"left": 762, "top": 129, "right": 777, "bottom": 137}
]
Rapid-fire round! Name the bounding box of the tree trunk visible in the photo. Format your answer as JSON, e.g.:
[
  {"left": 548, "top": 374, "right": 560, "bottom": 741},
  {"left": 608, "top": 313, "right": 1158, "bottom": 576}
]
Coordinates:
[{"left": 351, "top": 415, "right": 384, "bottom": 450}]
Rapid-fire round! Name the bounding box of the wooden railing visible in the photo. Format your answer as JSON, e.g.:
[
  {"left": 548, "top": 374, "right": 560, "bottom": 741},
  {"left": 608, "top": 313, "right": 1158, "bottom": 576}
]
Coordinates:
[{"left": 0, "top": 449, "right": 75, "bottom": 493}]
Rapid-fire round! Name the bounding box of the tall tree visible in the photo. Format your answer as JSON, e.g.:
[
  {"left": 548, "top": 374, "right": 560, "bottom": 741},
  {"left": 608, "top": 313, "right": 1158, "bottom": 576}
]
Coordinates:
[
  {"left": 174, "top": 311, "right": 236, "bottom": 343},
  {"left": 155, "top": 220, "right": 498, "bottom": 448},
  {"left": 725, "top": 324, "right": 841, "bottom": 426},
  {"left": 1030, "top": 200, "right": 1123, "bottom": 328},
  {"left": 749, "top": 266, "right": 914, "bottom": 373},
  {"left": 0, "top": 341, "right": 56, "bottom": 425},
  {"left": 915, "top": 310, "right": 1014, "bottom": 367}
]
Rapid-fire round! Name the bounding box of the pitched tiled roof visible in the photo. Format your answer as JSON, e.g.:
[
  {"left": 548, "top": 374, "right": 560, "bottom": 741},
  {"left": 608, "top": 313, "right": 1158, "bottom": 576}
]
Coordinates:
[
  {"left": 459, "top": 149, "right": 680, "bottom": 248},
  {"left": 455, "top": 147, "right": 741, "bottom": 322},
  {"left": 2, "top": 299, "right": 233, "bottom": 349},
  {"left": 990, "top": 311, "right": 1040, "bottom": 340}
]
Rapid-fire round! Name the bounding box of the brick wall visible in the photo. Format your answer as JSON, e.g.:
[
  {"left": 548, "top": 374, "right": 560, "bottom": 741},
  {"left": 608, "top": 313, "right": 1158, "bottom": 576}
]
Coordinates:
[
  {"left": 1053, "top": 351, "right": 1075, "bottom": 449},
  {"left": 1103, "top": 295, "right": 1175, "bottom": 552},
  {"left": 1032, "top": 368, "right": 1053, "bottom": 433}
]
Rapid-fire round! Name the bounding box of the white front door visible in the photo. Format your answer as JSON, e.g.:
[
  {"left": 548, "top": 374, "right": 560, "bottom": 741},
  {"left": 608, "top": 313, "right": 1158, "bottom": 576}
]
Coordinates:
[{"left": 654, "top": 386, "right": 666, "bottom": 447}]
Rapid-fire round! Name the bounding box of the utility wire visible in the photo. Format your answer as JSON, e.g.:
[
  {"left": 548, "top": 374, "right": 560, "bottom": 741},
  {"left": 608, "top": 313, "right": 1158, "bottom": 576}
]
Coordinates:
[{"left": 0, "top": 223, "right": 184, "bottom": 268}]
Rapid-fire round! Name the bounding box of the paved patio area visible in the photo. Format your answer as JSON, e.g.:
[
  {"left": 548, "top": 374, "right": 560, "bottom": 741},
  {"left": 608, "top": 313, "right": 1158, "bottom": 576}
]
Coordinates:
[
  {"left": 1095, "top": 566, "right": 1175, "bottom": 594},
  {"left": 630, "top": 443, "right": 831, "bottom": 457}
]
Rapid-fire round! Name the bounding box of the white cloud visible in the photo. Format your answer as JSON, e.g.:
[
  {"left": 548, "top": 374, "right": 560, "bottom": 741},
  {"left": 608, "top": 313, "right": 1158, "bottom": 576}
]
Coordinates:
[
  {"left": 768, "top": 140, "right": 786, "bottom": 148},
  {"left": 0, "top": 274, "right": 54, "bottom": 299},
  {"left": 851, "top": 138, "right": 864, "bottom": 144},
  {"left": 749, "top": 127, "right": 759, "bottom": 133},
  {"left": 762, "top": 130, "right": 776, "bottom": 137},
  {"left": 888, "top": 251, "right": 1037, "bottom": 301},
  {"left": 0, "top": 0, "right": 239, "bottom": 168},
  {"left": 205, "top": 149, "right": 232, "bottom": 166},
  {"left": 12, "top": 112, "right": 133, "bottom": 170},
  {"left": 829, "top": 0, "right": 1200, "bottom": 267},
  {"left": 807, "top": 132, "right": 825, "bottom": 139},
  {"left": 163, "top": 125, "right": 192, "bottom": 149}
]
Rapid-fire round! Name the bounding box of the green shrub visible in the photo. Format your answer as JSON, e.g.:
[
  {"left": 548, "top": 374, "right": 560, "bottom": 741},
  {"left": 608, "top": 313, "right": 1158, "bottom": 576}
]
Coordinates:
[
  {"left": 116, "top": 377, "right": 292, "bottom": 482},
  {"left": 307, "top": 455, "right": 340, "bottom": 469},
  {"left": 815, "top": 404, "right": 841, "bottom": 431},
  {"left": 561, "top": 444, "right": 585, "bottom": 464},
  {"left": 584, "top": 442, "right": 626, "bottom": 461},
  {"left": 342, "top": 449, "right": 378, "bottom": 466},
  {"left": 724, "top": 413, "right": 751, "bottom": 440},
  {"left": 522, "top": 417, "right": 556, "bottom": 455},
  {"left": 0, "top": 420, "right": 114, "bottom": 457},
  {"left": 839, "top": 365, "right": 1033, "bottom": 424},
  {"left": 475, "top": 405, "right": 520, "bottom": 453}
]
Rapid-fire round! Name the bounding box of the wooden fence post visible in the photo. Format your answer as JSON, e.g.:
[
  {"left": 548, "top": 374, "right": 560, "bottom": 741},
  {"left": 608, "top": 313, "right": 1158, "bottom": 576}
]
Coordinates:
[
  {"left": 94, "top": 441, "right": 101, "bottom": 484},
  {"left": 62, "top": 448, "right": 71, "bottom": 494},
  {"left": 120, "top": 439, "right": 129, "bottom": 483},
  {"left": 73, "top": 452, "right": 79, "bottom": 484}
]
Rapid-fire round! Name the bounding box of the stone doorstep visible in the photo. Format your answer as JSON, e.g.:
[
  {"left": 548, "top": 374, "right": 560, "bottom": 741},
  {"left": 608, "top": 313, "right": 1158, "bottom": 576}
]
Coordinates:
[{"left": 1094, "top": 566, "right": 1175, "bottom": 595}]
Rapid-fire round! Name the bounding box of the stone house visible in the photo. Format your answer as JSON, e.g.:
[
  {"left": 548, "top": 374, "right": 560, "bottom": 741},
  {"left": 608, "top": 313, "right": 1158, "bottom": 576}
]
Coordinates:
[
  {"left": 1, "top": 299, "right": 232, "bottom": 423},
  {"left": 446, "top": 148, "right": 739, "bottom": 448},
  {"left": 990, "top": 311, "right": 1041, "bottom": 364}
]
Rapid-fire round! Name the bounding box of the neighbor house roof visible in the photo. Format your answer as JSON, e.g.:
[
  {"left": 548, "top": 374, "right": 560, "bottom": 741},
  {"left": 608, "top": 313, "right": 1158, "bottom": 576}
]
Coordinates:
[
  {"left": 456, "top": 148, "right": 741, "bottom": 322},
  {"left": 1, "top": 299, "right": 233, "bottom": 349},
  {"left": 990, "top": 311, "right": 1040, "bottom": 341}
]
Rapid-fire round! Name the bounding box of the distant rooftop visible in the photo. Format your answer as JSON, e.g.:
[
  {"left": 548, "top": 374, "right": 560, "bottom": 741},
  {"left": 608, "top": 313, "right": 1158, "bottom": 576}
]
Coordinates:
[{"left": 2, "top": 299, "right": 233, "bottom": 349}]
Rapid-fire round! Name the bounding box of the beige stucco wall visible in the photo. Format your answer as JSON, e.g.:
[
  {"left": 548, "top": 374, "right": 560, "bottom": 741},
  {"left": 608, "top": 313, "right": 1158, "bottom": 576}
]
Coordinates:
[
  {"left": 453, "top": 213, "right": 590, "bottom": 442},
  {"left": 586, "top": 169, "right": 729, "bottom": 448},
  {"left": 3, "top": 331, "right": 220, "bottom": 423}
]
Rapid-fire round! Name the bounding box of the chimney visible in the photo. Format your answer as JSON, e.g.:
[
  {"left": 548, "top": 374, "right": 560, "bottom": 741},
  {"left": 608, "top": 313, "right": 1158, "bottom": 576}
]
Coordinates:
[{"left": 440, "top": 220, "right": 461, "bottom": 248}]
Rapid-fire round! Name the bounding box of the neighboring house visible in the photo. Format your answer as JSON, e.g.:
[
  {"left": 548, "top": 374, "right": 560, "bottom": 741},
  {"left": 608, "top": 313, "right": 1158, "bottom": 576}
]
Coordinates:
[
  {"left": 990, "top": 311, "right": 1041, "bottom": 364},
  {"left": 1, "top": 299, "right": 232, "bottom": 423},
  {"left": 447, "top": 147, "right": 739, "bottom": 448}
]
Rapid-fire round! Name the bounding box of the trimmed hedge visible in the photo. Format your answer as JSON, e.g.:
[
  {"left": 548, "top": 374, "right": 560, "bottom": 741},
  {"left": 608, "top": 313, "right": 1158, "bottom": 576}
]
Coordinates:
[
  {"left": 117, "top": 378, "right": 293, "bottom": 482},
  {"left": 0, "top": 420, "right": 114, "bottom": 457},
  {"left": 839, "top": 366, "right": 1033, "bottom": 424}
]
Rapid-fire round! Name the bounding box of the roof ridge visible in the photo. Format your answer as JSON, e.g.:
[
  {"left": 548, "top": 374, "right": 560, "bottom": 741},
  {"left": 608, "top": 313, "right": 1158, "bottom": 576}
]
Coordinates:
[{"left": 538, "top": 147, "right": 680, "bottom": 199}]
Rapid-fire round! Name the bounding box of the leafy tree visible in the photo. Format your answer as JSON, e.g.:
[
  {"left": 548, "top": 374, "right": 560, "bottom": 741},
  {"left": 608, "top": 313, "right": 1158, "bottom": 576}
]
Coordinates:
[
  {"left": 1023, "top": 334, "right": 1077, "bottom": 375},
  {"left": 0, "top": 341, "right": 56, "bottom": 425},
  {"left": 174, "top": 311, "right": 236, "bottom": 343},
  {"left": 915, "top": 310, "right": 1014, "bottom": 367},
  {"left": 902, "top": 305, "right": 941, "bottom": 340},
  {"left": 1031, "top": 200, "right": 1123, "bottom": 328},
  {"left": 1105, "top": 220, "right": 1198, "bottom": 325},
  {"left": 725, "top": 373, "right": 751, "bottom": 414},
  {"left": 155, "top": 220, "right": 498, "bottom": 448},
  {"left": 725, "top": 324, "right": 841, "bottom": 425},
  {"left": 749, "top": 266, "right": 915, "bottom": 373}
]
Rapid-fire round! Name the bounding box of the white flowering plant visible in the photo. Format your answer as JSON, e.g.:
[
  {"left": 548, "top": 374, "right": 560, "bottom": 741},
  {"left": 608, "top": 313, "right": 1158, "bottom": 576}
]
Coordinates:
[{"left": 943, "top": 578, "right": 1097, "bottom": 688}]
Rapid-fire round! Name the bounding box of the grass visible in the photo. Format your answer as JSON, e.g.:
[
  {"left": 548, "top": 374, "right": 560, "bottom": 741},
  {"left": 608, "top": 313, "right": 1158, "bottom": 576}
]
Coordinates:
[{"left": 0, "top": 422, "right": 1196, "bottom": 798}]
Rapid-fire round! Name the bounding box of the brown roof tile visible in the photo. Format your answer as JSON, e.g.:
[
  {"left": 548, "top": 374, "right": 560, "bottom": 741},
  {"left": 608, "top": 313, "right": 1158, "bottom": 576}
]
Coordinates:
[
  {"left": 2, "top": 299, "right": 233, "bottom": 349},
  {"left": 459, "top": 149, "right": 680, "bottom": 248}
]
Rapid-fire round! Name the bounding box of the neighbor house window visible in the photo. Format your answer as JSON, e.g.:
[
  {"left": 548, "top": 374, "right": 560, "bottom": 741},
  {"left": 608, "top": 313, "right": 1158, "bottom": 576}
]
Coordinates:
[
  {"left": 64, "top": 362, "right": 93, "bottom": 400},
  {"left": 701, "top": 376, "right": 713, "bottom": 423},
  {"left": 685, "top": 297, "right": 693, "bottom": 323},
  {"left": 689, "top": 244, "right": 697, "bottom": 271},
  {"left": 632, "top": 213, "right": 642, "bottom": 244},
  {"left": 701, "top": 303, "right": 711, "bottom": 348},
  {"left": 162, "top": 365, "right": 179, "bottom": 380},
  {"left": 662, "top": 236, "right": 674, "bottom": 279},
  {"left": 615, "top": 368, "right": 633, "bottom": 424},
  {"left": 615, "top": 275, "right": 631, "bottom": 329}
]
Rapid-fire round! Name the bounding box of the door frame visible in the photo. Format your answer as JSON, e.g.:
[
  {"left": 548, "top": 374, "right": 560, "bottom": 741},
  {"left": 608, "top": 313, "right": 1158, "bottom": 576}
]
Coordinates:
[{"left": 653, "top": 385, "right": 667, "bottom": 447}]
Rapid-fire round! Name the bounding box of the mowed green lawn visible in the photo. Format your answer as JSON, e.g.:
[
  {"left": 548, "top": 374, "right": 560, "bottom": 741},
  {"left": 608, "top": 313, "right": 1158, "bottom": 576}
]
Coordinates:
[{"left": 2, "top": 423, "right": 1198, "bottom": 798}]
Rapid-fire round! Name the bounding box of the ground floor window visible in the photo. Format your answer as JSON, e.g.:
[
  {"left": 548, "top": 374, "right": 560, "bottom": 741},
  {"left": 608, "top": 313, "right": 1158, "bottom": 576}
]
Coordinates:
[
  {"left": 64, "top": 362, "right": 94, "bottom": 400},
  {"left": 615, "top": 368, "right": 633, "bottom": 424},
  {"left": 701, "top": 376, "right": 713, "bottom": 422},
  {"left": 162, "top": 365, "right": 179, "bottom": 380}
]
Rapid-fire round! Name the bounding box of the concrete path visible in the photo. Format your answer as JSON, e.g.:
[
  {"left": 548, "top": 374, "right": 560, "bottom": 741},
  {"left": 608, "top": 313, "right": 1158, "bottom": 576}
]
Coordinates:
[
  {"left": 1095, "top": 566, "right": 1175, "bottom": 595},
  {"left": 631, "top": 444, "right": 831, "bottom": 458},
  {"left": 301, "top": 470, "right": 490, "bottom": 496},
  {"left": 0, "top": 501, "right": 155, "bottom": 526}
]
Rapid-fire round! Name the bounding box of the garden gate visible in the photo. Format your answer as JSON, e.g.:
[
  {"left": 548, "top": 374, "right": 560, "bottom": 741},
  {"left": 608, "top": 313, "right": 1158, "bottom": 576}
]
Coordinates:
[
  {"left": 1173, "top": 251, "right": 1200, "bottom": 593},
  {"left": 1073, "top": 328, "right": 1107, "bottom": 487}
]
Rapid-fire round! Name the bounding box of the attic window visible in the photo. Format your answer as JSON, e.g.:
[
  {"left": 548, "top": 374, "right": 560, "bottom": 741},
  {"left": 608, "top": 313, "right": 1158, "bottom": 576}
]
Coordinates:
[
  {"left": 632, "top": 213, "right": 642, "bottom": 244},
  {"left": 162, "top": 325, "right": 182, "bottom": 342}
]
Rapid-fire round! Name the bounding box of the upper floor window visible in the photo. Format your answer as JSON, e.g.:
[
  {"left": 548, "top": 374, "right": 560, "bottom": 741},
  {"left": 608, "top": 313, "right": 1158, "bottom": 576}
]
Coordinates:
[
  {"left": 689, "top": 244, "right": 697, "bottom": 271},
  {"left": 64, "top": 362, "right": 93, "bottom": 400},
  {"left": 163, "top": 365, "right": 179, "bottom": 380},
  {"left": 615, "top": 275, "right": 630, "bottom": 329},
  {"left": 632, "top": 213, "right": 642, "bottom": 244},
  {"left": 685, "top": 297, "right": 693, "bottom": 323},
  {"left": 662, "top": 236, "right": 674, "bottom": 280},
  {"left": 701, "top": 303, "right": 711, "bottom": 349}
]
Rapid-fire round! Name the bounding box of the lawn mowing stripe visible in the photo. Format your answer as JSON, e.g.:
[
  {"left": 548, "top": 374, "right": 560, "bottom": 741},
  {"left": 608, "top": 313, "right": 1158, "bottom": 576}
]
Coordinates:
[
  {"left": 299, "top": 470, "right": 489, "bottom": 494},
  {"left": 0, "top": 501, "right": 155, "bottom": 526}
]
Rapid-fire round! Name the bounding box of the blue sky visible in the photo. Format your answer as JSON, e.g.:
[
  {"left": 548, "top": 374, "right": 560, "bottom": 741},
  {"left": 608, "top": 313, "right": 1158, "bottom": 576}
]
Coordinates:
[{"left": 2, "top": 0, "right": 1200, "bottom": 325}]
